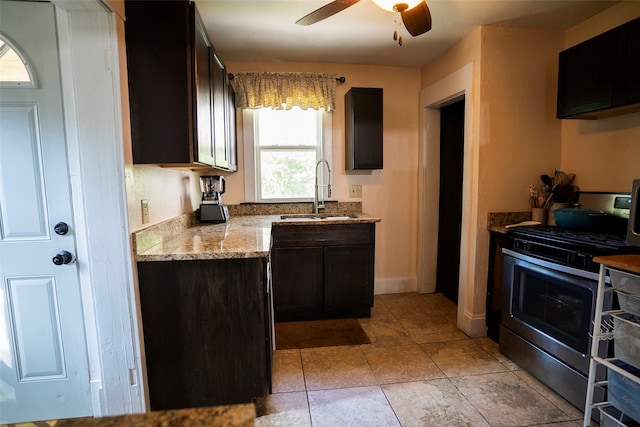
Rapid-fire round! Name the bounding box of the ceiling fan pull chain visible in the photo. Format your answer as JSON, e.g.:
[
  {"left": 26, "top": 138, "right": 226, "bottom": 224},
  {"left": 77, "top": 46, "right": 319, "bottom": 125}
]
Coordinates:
[
  {"left": 396, "top": 12, "right": 403, "bottom": 46},
  {"left": 393, "top": 14, "right": 398, "bottom": 41}
]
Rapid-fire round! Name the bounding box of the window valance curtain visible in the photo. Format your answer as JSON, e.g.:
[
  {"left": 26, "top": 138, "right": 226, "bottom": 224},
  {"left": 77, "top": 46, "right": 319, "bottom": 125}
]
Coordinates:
[{"left": 231, "top": 72, "right": 337, "bottom": 112}]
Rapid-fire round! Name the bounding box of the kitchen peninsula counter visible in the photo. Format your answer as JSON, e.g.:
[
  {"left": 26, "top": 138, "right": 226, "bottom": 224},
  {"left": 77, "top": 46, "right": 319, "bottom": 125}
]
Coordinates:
[
  {"left": 57, "top": 404, "right": 255, "bottom": 427},
  {"left": 131, "top": 208, "right": 380, "bottom": 410},
  {"left": 132, "top": 212, "right": 381, "bottom": 262}
]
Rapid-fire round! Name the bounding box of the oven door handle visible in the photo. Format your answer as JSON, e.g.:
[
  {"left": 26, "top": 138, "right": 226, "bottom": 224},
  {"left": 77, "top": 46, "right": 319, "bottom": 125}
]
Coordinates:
[{"left": 502, "top": 248, "right": 608, "bottom": 283}]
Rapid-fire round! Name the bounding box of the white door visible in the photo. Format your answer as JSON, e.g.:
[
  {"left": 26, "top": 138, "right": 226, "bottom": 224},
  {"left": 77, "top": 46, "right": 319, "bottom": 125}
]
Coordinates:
[{"left": 0, "top": 1, "right": 92, "bottom": 423}]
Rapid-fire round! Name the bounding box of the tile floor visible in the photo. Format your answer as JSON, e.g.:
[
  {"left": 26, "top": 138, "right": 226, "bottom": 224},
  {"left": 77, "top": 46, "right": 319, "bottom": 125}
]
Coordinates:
[{"left": 255, "top": 292, "right": 596, "bottom": 427}]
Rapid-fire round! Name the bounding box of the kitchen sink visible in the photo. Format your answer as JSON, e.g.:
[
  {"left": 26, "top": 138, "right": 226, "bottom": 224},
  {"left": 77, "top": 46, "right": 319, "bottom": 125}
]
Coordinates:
[{"left": 279, "top": 213, "right": 361, "bottom": 221}]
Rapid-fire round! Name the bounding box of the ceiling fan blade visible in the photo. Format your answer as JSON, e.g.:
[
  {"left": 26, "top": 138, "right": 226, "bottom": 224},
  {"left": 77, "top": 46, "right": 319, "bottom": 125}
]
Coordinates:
[
  {"left": 401, "top": 0, "right": 432, "bottom": 37},
  {"left": 296, "top": 0, "right": 361, "bottom": 26}
]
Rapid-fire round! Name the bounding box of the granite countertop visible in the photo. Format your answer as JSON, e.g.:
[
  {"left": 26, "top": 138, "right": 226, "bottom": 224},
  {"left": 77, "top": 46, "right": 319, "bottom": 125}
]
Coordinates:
[
  {"left": 56, "top": 403, "right": 255, "bottom": 427},
  {"left": 133, "top": 211, "right": 380, "bottom": 262},
  {"left": 487, "top": 211, "right": 532, "bottom": 234},
  {"left": 593, "top": 254, "right": 640, "bottom": 275}
]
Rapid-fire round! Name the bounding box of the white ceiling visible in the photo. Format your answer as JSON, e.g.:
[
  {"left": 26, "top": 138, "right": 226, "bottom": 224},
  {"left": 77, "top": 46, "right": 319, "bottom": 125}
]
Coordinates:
[{"left": 194, "top": 0, "right": 619, "bottom": 68}]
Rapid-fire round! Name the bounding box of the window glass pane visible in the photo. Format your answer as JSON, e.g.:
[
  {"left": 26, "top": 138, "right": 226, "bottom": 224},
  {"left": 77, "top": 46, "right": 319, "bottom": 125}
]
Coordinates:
[
  {"left": 257, "top": 107, "right": 318, "bottom": 146},
  {"left": 259, "top": 149, "right": 316, "bottom": 199},
  {"left": 0, "top": 40, "right": 32, "bottom": 83}
]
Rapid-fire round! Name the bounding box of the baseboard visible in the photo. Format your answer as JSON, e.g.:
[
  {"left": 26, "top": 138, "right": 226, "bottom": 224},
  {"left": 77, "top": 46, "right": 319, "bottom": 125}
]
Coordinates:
[
  {"left": 458, "top": 309, "right": 487, "bottom": 337},
  {"left": 374, "top": 276, "right": 417, "bottom": 295}
]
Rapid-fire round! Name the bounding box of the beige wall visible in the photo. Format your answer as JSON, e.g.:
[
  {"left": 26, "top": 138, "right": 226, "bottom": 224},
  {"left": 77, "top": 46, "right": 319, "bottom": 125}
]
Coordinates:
[
  {"left": 419, "top": 24, "right": 564, "bottom": 335},
  {"left": 560, "top": 2, "right": 640, "bottom": 192},
  {"left": 225, "top": 61, "right": 421, "bottom": 291}
]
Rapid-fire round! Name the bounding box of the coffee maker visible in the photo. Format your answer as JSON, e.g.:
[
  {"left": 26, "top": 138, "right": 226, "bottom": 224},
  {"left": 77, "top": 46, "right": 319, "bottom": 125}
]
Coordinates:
[{"left": 197, "top": 175, "right": 229, "bottom": 223}]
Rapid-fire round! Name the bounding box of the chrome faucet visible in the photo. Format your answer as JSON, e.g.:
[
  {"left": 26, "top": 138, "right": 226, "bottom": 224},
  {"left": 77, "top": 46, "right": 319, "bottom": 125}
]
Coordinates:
[{"left": 314, "top": 159, "right": 332, "bottom": 213}]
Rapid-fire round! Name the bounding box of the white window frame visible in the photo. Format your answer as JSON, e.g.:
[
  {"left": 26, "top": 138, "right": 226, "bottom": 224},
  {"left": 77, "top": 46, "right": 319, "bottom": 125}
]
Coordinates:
[{"left": 243, "top": 108, "right": 332, "bottom": 203}]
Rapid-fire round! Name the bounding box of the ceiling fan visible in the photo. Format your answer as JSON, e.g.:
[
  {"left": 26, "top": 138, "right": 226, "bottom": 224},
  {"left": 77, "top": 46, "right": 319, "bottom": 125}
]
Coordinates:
[{"left": 296, "top": 0, "right": 432, "bottom": 45}]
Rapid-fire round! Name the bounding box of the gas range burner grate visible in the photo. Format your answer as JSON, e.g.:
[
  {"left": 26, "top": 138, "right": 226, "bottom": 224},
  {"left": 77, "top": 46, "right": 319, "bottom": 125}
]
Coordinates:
[{"left": 508, "top": 226, "right": 630, "bottom": 252}]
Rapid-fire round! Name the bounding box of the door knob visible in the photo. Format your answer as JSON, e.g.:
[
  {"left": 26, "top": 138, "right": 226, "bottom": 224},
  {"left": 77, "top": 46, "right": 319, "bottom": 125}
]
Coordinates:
[
  {"left": 54, "top": 222, "right": 70, "bottom": 235},
  {"left": 53, "top": 250, "right": 75, "bottom": 265}
]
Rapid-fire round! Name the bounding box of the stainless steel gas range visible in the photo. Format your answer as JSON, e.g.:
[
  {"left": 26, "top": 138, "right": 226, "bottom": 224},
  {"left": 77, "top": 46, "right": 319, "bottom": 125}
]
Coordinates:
[{"left": 499, "top": 192, "right": 640, "bottom": 415}]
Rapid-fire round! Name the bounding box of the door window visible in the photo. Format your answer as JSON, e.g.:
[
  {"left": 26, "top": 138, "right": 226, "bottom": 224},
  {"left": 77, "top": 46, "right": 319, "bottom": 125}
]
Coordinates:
[{"left": 0, "top": 37, "right": 35, "bottom": 86}]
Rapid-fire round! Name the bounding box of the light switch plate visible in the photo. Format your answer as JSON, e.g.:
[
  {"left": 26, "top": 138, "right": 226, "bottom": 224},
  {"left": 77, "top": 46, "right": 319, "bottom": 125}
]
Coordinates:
[
  {"left": 141, "top": 199, "right": 149, "bottom": 224},
  {"left": 349, "top": 185, "right": 362, "bottom": 198}
]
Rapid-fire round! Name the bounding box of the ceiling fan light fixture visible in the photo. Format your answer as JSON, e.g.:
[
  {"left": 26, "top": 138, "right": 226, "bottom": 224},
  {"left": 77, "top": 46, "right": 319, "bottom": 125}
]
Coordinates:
[{"left": 372, "top": 0, "right": 421, "bottom": 13}]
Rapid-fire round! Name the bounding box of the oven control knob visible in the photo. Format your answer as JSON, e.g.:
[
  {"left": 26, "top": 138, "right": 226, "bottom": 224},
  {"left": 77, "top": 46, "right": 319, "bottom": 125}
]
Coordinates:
[{"left": 573, "top": 252, "right": 589, "bottom": 267}]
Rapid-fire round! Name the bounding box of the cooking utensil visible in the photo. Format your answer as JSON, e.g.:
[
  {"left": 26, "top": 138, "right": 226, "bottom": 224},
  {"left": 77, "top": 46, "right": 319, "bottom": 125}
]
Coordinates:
[{"left": 553, "top": 207, "right": 607, "bottom": 230}]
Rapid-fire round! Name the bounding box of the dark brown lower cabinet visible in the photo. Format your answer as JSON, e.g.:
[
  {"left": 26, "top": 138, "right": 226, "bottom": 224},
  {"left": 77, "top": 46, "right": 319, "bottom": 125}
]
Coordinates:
[
  {"left": 271, "top": 223, "right": 376, "bottom": 321},
  {"left": 324, "top": 244, "right": 374, "bottom": 316},
  {"left": 136, "top": 257, "right": 272, "bottom": 411},
  {"left": 486, "top": 231, "right": 507, "bottom": 342}
]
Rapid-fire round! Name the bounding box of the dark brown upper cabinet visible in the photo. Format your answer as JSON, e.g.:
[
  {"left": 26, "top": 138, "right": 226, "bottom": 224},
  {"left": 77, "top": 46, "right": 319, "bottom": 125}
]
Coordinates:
[
  {"left": 345, "top": 88, "right": 383, "bottom": 170},
  {"left": 124, "top": 0, "right": 237, "bottom": 169},
  {"left": 211, "top": 53, "right": 237, "bottom": 172},
  {"left": 557, "top": 17, "right": 640, "bottom": 119}
]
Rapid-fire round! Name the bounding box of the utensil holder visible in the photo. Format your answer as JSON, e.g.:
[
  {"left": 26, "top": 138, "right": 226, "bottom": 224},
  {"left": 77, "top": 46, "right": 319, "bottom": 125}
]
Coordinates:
[{"left": 532, "top": 208, "right": 547, "bottom": 225}]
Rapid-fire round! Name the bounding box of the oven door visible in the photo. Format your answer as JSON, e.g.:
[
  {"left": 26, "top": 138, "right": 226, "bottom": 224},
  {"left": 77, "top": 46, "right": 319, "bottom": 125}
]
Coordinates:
[{"left": 501, "top": 248, "right": 610, "bottom": 375}]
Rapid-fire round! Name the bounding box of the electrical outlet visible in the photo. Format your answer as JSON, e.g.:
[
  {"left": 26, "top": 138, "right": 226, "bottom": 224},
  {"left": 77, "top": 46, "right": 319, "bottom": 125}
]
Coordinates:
[
  {"left": 349, "top": 185, "right": 362, "bottom": 198},
  {"left": 141, "top": 199, "right": 149, "bottom": 224}
]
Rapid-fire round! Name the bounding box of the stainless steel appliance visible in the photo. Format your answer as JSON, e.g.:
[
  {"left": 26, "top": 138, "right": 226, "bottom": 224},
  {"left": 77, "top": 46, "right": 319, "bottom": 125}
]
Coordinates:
[
  {"left": 197, "top": 175, "right": 229, "bottom": 223},
  {"left": 500, "top": 191, "right": 640, "bottom": 416},
  {"left": 627, "top": 179, "right": 640, "bottom": 247}
]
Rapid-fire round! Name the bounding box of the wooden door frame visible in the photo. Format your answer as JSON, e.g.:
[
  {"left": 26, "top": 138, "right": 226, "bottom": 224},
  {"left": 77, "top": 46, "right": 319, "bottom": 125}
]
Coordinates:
[
  {"left": 52, "top": 0, "right": 146, "bottom": 416},
  {"left": 417, "top": 63, "right": 486, "bottom": 337}
]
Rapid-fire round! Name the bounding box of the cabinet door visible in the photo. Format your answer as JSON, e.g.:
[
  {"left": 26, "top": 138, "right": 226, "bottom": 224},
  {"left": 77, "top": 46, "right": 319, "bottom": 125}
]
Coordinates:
[
  {"left": 486, "top": 231, "right": 507, "bottom": 342},
  {"left": 211, "top": 52, "right": 229, "bottom": 170},
  {"left": 124, "top": 0, "right": 194, "bottom": 164},
  {"left": 345, "top": 88, "right": 383, "bottom": 170},
  {"left": 225, "top": 78, "right": 238, "bottom": 172},
  {"left": 193, "top": 8, "right": 214, "bottom": 166},
  {"left": 137, "top": 259, "right": 270, "bottom": 410},
  {"left": 324, "top": 244, "right": 374, "bottom": 317},
  {"left": 613, "top": 17, "right": 640, "bottom": 107},
  {"left": 271, "top": 247, "right": 324, "bottom": 321},
  {"left": 556, "top": 30, "right": 617, "bottom": 118}
]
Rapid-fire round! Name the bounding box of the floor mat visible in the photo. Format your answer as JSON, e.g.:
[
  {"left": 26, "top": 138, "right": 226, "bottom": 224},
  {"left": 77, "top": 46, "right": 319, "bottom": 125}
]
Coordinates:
[{"left": 275, "top": 318, "right": 371, "bottom": 349}]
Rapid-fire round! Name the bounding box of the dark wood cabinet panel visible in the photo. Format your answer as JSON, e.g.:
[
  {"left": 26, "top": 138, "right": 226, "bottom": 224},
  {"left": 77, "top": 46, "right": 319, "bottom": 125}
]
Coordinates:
[
  {"left": 345, "top": 88, "right": 383, "bottom": 170},
  {"left": 271, "top": 247, "right": 324, "bottom": 321},
  {"left": 271, "top": 223, "right": 374, "bottom": 247},
  {"left": 211, "top": 52, "right": 228, "bottom": 170},
  {"left": 225, "top": 77, "right": 238, "bottom": 172},
  {"left": 486, "top": 231, "right": 507, "bottom": 342},
  {"left": 137, "top": 258, "right": 271, "bottom": 410},
  {"left": 194, "top": 11, "right": 214, "bottom": 165},
  {"left": 557, "top": 16, "right": 640, "bottom": 119},
  {"left": 124, "top": 0, "right": 237, "bottom": 169},
  {"left": 125, "top": 0, "right": 195, "bottom": 164},
  {"left": 271, "top": 223, "right": 376, "bottom": 321},
  {"left": 324, "top": 245, "right": 374, "bottom": 317},
  {"left": 557, "top": 30, "right": 616, "bottom": 118},
  {"left": 613, "top": 17, "right": 640, "bottom": 106}
]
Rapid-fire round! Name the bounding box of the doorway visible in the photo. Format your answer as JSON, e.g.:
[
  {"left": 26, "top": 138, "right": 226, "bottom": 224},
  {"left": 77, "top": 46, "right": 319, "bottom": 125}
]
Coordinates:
[
  {"left": 0, "top": 2, "right": 92, "bottom": 422},
  {"left": 435, "top": 99, "right": 465, "bottom": 303},
  {"left": 418, "top": 63, "right": 485, "bottom": 337}
]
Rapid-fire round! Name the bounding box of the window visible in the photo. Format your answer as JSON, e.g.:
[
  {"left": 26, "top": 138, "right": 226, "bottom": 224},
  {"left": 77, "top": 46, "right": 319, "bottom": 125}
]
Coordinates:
[
  {"left": 0, "top": 37, "right": 35, "bottom": 86},
  {"left": 243, "top": 107, "right": 332, "bottom": 202}
]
